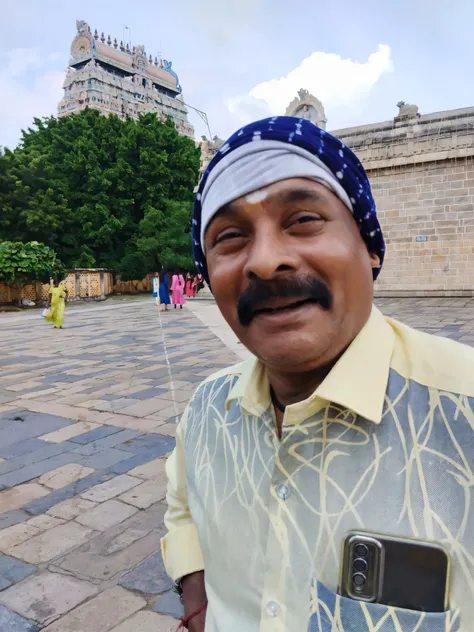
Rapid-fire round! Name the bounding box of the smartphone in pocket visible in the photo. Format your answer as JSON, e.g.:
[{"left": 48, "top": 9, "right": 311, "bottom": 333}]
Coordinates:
[{"left": 338, "top": 530, "right": 451, "bottom": 612}]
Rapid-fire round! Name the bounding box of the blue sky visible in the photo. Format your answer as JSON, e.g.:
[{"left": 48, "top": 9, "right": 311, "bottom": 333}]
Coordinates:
[{"left": 2, "top": 0, "right": 474, "bottom": 149}]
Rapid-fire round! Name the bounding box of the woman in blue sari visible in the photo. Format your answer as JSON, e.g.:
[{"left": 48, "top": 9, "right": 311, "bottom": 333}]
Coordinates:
[{"left": 158, "top": 269, "right": 171, "bottom": 311}]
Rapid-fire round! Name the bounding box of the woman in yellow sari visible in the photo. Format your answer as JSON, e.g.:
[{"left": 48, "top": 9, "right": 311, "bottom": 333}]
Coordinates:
[{"left": 46, "top": 279, "right": 68, "bottom": 328}]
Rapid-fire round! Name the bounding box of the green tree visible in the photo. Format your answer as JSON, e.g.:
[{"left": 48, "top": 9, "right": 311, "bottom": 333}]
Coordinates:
[
  {"left": 0, "top": 110, "right": 200, "bottom": 275},
  {"left": 136, "top": 199, "right": 194, "bottom": 271},
  {"left": 0, "top": 241, "right": 66, "bottom": 305}
]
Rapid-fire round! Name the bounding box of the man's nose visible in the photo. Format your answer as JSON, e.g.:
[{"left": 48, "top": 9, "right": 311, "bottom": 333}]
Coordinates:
[{"left": 243, "top": 227, "right": 298, "bottom": 281}]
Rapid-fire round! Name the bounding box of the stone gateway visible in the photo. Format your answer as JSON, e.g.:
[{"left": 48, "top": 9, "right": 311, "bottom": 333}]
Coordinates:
[{"left": 58, "top": 19, "right": 194, "bottom": 138}]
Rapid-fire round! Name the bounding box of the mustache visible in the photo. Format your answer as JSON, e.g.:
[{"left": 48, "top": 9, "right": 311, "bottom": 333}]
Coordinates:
[{"left": 237, "top": 275, "right": 333, "bottom": 326}]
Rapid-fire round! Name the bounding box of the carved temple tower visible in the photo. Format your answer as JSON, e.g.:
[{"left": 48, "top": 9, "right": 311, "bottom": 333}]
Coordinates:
[
  {"left": 58, "top": 20, "right": 194, "bottom": 138},
  {"left": 285, "top": 89, "right": 327, "bottom": 129}
]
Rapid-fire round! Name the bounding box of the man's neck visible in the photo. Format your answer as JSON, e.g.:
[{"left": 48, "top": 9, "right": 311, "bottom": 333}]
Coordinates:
[{"left": 267, "top": 360, "right": 338, "bottom": 409}]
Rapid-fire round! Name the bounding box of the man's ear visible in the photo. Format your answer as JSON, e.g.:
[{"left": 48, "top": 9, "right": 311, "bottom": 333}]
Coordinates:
[{"left": 369, "top": 253, "right": 381, "bottom": 269}]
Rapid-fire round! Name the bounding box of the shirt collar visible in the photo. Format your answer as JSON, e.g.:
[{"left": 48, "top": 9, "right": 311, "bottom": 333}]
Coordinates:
[{"left": 226, "top": 306, "right": 394, "bottom": 424}]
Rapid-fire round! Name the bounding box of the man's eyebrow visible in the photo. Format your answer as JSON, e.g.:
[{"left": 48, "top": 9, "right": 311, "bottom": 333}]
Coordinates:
[
  {"left": 274, "top": 188, "right": 328, "bottom": 204},
  {"left": 212, "top": 187, "right": 327, "bottom": 222},
  {"left": 212, "top": 203, "right": 238, "bottom": 221}
]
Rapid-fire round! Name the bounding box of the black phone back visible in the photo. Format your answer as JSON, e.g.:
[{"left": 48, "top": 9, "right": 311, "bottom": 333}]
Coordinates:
[{"left": 339, "top": 531, "right": 450, "bottom": 612}]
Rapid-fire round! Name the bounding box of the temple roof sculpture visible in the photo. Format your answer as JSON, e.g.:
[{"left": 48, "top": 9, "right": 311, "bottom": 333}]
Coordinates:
[
  {"left": 69, "top": 19, "right": 182, "bottom": 94},
  {"left": 58, "top": 19, "right": 193, "bottom": 138},
  {"left": 286, "top": 89, "right": 327, "bottom": 129}
]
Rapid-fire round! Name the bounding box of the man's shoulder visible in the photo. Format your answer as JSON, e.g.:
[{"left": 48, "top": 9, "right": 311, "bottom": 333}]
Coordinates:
[
  {"left": 387, "top": 316, "right": 474, "bottom": 397},
  {"left": 189, "top": 358, "right": 252, "bottom": 404},
  {"left": 199, "top": 359, "right": 249, "bottom": 386}
]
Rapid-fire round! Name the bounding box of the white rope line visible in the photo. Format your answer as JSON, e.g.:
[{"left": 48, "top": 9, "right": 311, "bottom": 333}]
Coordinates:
[{"left": 154, "top": 297, "right": 180, "bottom": 424}]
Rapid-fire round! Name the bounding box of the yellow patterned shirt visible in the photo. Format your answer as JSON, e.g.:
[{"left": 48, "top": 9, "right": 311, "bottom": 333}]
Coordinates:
[{"left": 162, "top": 306, "right": 474, "bottom": 632}]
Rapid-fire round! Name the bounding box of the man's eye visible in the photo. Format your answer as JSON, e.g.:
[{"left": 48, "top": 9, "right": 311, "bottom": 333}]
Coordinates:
[
  {"left": 294, "top": 214, "right": 321, "bottom": 224},
  {"left": 215, "top": 230, "right": 243, "bottom": 244}
]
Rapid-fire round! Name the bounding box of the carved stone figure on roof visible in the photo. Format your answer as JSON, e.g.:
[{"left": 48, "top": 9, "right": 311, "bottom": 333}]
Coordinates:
[
  {"left": 133, "top": 45, "right": 147, "bottom": 71},
  {"left": 71, "top": 19, "right": 95, "bottom": 62},
  {"left": 396, "top": 101, "right": 419, "bottom": 119},
  {"left": 163, "top": 60, "right": 182, "bottom": 93},
  {"left": 286, "top": 89, "right": 327, "bottom": 129},
  {"left": 76, "top": 20, "right": 90, "bottom": 35}
]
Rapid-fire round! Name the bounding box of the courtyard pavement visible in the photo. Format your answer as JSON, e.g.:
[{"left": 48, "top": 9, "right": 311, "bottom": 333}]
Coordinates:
[{"left": 0, "top": 296, "right": 474, "bottom": 631}]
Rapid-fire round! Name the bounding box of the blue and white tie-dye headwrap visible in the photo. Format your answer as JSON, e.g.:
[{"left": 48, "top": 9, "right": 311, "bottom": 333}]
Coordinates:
[{"left": 192, "top": 116, "right": 385, "bottom": 281}]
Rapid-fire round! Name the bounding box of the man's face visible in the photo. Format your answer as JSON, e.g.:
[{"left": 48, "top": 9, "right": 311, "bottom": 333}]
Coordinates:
[{"left": 204, "top": 178, "right": 380, "bottom": 372}]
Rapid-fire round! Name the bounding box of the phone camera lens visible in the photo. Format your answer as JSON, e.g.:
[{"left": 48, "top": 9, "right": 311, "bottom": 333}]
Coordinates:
[
  {"left": 352, "top": 573, "right": 366, "bottom": 591},
  {"left": 353, "top": 558, "right": 368, "bottom": 572},
  {"left": 354, "top": 543, "right": 369, "bottom": 558}
]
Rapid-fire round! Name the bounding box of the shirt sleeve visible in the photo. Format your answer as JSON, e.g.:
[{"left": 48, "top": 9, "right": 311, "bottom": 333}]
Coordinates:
[{"left": 161, "top": 406, "right": 205, "bottom": 581}]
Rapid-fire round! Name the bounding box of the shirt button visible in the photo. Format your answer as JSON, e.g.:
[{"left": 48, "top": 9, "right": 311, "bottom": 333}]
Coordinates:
[
  {"left": 276, "top": 483, "right": 291, "bottom": 500},
  {"left": 266, "top": 600, "right": 281, "bottom": 617}
]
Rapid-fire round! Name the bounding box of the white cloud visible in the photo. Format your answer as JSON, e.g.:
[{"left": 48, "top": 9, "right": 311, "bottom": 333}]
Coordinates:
[
  {"left": 0, "top": 47, "right": 64, "bottom": 150},
  {"left": 6, "top": 47, "right": 44, "bottom": 77},
  {"left": 178, "top": 0, "right": 266, "bottom": 51},
  {"left": 226, "top": 45, "right": 394, "bottom": 125}
]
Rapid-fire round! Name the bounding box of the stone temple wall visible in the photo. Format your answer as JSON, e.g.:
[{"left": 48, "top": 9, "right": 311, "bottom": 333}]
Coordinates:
[{"left": 332, "top": 104, "right": 474, "bottom": 296}]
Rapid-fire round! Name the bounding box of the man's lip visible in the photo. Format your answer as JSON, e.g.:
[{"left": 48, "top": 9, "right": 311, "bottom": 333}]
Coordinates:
[{"left": 252, "top": 296, "right": 314, "bottom": 315}]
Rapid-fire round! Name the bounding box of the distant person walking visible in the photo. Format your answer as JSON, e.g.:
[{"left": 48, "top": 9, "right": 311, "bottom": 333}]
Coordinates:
[
  {"left": 152, "top": 274, "right": 161, "bottom": 309},
  {"left": 171, "top": 271, "right": 186, "bottom": 309},
  {"left": 194, "top": 272, "right": 204, "bottom": 296},
  {"left": 158, "top": 270, "right": 171, "bottom": 311},
  {"left": 185, "top": 272, "right": 195, "bottom": 298},
  {"left": 46, "top": 279, "right": 68, "bottom": 329}
]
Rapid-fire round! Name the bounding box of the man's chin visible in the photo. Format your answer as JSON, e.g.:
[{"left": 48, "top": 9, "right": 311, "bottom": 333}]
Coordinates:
[{"left": 243, "top": 327, "right": 333, "bottom": 371}]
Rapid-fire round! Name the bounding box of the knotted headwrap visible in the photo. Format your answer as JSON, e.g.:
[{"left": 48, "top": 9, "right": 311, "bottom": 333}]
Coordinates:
[{"left": 192, "top": 116, "right": 384, "bottom": 281}]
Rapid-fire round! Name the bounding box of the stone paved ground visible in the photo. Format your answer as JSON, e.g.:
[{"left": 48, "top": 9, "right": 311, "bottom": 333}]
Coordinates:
[
  {"left": 0, "top": 299, "right": 237, "bottom": 631},
  {"left": 1, "top": 296, "right": 474, "bottom": 631}
]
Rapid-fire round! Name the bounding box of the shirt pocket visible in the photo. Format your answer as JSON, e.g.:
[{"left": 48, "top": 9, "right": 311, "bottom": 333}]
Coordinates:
[{"left": 308, "top": 581, "right": 461, "bottom": 632}]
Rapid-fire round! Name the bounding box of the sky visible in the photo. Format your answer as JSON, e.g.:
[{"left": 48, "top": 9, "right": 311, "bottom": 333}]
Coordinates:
[{"left": 2, "top": 0, "right": 474, "bottom": 150}]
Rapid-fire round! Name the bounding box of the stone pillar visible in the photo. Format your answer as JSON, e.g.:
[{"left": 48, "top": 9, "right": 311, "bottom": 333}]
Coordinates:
[
  {"left": 35, "top": 281, "right": 43, "bottom": 303},
  {"left": 100, "top": 270, "right": 105, "bottom": 300},
  {"left": 75, "top": 270, "right": 80, "bottom": 300}
]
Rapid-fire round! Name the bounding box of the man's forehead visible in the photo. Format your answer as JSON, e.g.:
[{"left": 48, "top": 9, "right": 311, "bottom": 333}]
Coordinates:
[{"left": 225, "top": 180, "right": 332, "bottom": 212}]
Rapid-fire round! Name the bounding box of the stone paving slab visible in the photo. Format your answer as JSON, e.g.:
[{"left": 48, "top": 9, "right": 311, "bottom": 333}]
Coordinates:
[
  {"left": 68, "top": 425, "right": 123, "bottom": 445},
  {"left": 75, "top": 499, "right": 138, "bottom": 531},
  {"left": 0, "top": 571, "right": 98, "bottom": 625},
  {"left": 2, "top": 297, "right": 471, "bottom": 628},
  {"left": 38, "top": 464, "right": 95, "bottom": 490},
  {"left": 0, "top": 523, "right": 40, "bottom": 551},
  {"left": 46, "top": 498, "right": 98, "bottom": 521},
  {"left": 80, "top": 474, "right": 142, "bottom": 503},
  {"left": 0, "top": 554, "right": 36, "bottom": 584},
  {"left": 152, "top": 589, "right": 184, "bottom": 619},
  {"left": 0, "top": 483, "right": 50, "bottom": 513},
  {"left": 0, "top": 575, "right": 12, "bottom": 590},
  {"left": 110, "top": 610, "right": 176, "bottom": 632},
  {"left": 42, "top": 586, "right": 146, "bottom": 632},
  {"left": 0, "top": 604, "right": 39, "bottom": 632},
  {"left": 0, "top": 438, "right": 49, "bottom": 460},
  {"left": 7, "top": 521, "right": 93, "bottom": 564},
  {"left": 0, "top": 413, "right": 75, "bottom": 448},
  {"left": 119, "top": 550, "right": 172, "bottom": 595},
  {"left": 119, "top": 478, "right": 166, "bottom": 509},
  {"left": 26, "top": 515, "right": 65, "bottom": 531},
  {"left": 58, "top": 503, "right": 166, "bottom": 582}
]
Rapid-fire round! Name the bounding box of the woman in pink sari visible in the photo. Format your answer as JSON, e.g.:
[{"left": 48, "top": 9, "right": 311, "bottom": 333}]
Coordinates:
[
  {"left": 171, "top": 271, "right": 186, "bottom": 309},
  {"left": 185, "top": 272, "right": 194, "bottom": 297}
]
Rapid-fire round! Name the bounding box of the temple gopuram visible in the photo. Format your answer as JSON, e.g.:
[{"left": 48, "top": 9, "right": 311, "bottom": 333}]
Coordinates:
[{"left": 58, "top": 20, "right": 194, "bottom": 138}]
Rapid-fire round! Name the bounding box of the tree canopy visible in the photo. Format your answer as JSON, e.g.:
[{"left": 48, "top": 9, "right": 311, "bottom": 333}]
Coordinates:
[
  {"left": 0, "top": 109, "right": 200, "bottom": 275},
  {"left": 0, "top": 241, "right": 66, "bottom": 289}
]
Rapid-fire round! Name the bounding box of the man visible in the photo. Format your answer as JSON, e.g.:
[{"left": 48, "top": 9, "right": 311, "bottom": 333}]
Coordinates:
[{"left": 162, "top": 117, "right": 472, "bottom": 631}]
